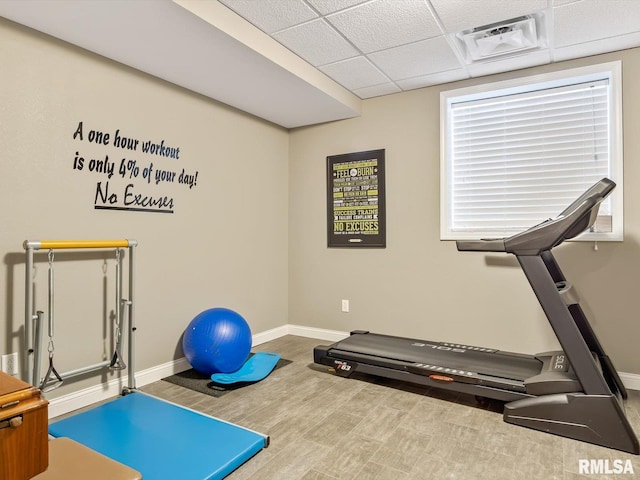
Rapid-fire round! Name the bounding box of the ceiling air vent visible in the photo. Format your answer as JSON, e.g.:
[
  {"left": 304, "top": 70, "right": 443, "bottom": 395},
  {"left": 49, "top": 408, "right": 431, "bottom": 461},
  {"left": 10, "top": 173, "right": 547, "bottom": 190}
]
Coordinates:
[{"left": 456, "top": 15, "right": 543, "bottom": 63}]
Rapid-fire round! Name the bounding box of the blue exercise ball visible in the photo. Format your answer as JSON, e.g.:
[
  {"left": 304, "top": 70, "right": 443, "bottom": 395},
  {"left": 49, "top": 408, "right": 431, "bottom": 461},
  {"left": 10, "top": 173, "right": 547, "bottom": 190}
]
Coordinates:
[{"left": 182, "top": 307, "right": 252, "bottom": 375}]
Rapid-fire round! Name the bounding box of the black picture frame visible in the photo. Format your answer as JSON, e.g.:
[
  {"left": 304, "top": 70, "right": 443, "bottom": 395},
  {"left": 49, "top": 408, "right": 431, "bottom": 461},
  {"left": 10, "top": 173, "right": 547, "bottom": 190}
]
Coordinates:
[{"left": 327, "top": 149, "right": 386, "bottom": 248}]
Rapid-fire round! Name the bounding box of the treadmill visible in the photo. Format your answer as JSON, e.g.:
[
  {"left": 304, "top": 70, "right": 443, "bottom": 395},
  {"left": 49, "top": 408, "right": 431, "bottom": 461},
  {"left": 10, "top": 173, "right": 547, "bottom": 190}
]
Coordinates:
[{"left": 314, "top": 178, "right": 639, "bottom": 454}]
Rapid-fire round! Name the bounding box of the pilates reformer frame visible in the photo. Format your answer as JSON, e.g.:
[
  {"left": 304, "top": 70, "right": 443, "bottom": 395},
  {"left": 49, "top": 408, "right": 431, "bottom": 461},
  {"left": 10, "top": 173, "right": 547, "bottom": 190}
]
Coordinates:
[
  {"left": 23, "top": 239, "right": 271, "bottom": 479},
  {"left": 24, "top": 239, "right": 138, "bottom": 393}
]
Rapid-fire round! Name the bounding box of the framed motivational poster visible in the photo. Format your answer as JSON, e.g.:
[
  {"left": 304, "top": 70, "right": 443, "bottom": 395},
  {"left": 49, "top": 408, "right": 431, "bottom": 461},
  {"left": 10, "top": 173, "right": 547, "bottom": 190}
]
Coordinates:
[{"left": 327, "top": 149, "right": 386, "bottom": 248}]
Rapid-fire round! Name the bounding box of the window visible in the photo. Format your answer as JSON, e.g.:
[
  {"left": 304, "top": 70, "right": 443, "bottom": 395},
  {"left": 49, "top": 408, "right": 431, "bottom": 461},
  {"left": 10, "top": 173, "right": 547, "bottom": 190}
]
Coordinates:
[{"left": 440, "top": 61, "right": 622, "bottom": 241}]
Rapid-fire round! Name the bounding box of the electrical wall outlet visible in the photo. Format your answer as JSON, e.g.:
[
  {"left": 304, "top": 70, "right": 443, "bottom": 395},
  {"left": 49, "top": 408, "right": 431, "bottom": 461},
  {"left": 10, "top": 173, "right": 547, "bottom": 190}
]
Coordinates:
[
  {"left": 341, "top": 299, "right": 350, "bottom": 313},
  {"left": 1, "top": 352, "right": 19, "bottom": 376}
]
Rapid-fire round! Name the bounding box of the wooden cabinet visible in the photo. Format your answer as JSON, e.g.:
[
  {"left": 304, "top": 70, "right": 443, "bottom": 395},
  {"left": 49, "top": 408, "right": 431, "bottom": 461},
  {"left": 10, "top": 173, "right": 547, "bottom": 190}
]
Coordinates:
[{"left": 0, "top": 372, "right": 48, "bottom": 480}]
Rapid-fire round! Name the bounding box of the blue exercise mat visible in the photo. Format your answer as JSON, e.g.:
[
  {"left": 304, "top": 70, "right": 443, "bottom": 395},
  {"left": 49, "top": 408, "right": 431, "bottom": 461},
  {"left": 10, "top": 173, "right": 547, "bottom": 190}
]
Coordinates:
[
  {"left": 211, "top": 352, "right": 280, "bottom": 385},
  {"left": 48, "top": 392, "right": 268, "bottom": 480}
]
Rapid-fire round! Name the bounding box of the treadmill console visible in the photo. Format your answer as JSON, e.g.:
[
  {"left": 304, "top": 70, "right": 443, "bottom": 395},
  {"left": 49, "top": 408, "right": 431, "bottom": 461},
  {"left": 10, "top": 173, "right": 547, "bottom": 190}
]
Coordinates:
[{"left": 456, "top": 178, "right": 615, "bottom": 256}]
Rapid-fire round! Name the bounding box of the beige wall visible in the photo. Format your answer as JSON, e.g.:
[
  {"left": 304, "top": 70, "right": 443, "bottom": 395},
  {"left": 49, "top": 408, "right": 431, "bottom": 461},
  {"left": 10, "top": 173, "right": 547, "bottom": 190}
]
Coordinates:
[
  {"left": 289, "top": 47, "right": 640, "bottom": 374},
  {"left": 0, "top": 19, "right": 289, "bottom": 396},
  {"left": 2, "top": 15, "right": 640, "bottom": 401}
]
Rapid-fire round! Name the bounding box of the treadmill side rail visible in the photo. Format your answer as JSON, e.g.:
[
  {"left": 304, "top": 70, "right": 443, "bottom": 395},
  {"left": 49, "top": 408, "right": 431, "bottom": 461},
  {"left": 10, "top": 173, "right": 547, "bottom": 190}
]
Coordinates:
[{"left": 314, "top": 344, "right": 530, "bottom": 403}]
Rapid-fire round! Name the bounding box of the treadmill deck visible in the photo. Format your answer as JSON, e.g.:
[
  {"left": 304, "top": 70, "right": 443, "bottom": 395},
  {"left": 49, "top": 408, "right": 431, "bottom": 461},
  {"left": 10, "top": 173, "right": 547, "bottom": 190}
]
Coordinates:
[{"left": 323, "top": 332, "right": 542, "bottom": 383}]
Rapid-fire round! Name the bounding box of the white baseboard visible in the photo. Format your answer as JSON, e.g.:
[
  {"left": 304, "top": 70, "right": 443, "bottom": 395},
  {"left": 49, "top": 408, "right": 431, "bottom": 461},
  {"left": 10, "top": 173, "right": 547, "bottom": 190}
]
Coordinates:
[
  {"left": 251, "top": 324, "right": 290, "bottom": 345},
  {"left": 47, "top": 357, "right": 193, "bottom": 419},
  {"left": 46, "top": 325, "right": 638, "bottom": 418},
  {"left": 620, "top": 372, "right": 640, "bottom": 391},
  {"left": 286, "top": 324, "right": 349, "bottom": 342}
]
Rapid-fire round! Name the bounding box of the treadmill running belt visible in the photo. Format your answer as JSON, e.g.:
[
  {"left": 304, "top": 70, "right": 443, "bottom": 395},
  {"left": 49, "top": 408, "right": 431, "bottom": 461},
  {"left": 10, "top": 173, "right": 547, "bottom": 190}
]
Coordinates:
[{"left": 329, "top": 333, "right": 541, "bottom": 382}]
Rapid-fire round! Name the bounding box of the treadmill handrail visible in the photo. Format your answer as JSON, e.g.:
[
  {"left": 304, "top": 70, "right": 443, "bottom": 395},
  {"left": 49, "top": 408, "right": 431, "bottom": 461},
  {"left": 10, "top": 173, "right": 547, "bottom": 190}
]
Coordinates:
[
  {"left": 456, "top": 238, "right": 506, "bottom": 252},
  {"left": 457, "top": 178, "right": 615, "bottom": 256}
]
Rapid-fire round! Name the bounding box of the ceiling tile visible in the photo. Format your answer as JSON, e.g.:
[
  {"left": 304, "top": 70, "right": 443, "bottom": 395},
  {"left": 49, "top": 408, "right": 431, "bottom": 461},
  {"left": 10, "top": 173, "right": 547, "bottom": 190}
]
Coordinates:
[
  {"left": 396, "top": 69, "right": 470, "bottom": 90},
  {"left": 320, "top": 56, "right": 389, "bottom": 90},
  {"left": 553, "top": 31, "right": 640, "bottom": 62},
  {"left": 369, "top": 36, "right": 461, "bottom": 81},
  {"left": 304, "top": 0, "right": 369, "bottom": 15},
  {"left": 552, "top": 0, "right": 581, "bottom": 5},
  {"left": 553, "top": 0, "right": 640, "bottom": 47},
  {"left": 219, "top": 0, "right": 317, "bottom": 33},
  {"left": 429, "top": 0, "right": 547, "bottom": 34},
  {"left": 274, "top": 19, "right": 359, "bottom": 66},
  {"left": 326, "top": 0, "right": 442, "bottom": 53},
  {"left": 353, "top": 82, "right": 402, "bottom": 99}
]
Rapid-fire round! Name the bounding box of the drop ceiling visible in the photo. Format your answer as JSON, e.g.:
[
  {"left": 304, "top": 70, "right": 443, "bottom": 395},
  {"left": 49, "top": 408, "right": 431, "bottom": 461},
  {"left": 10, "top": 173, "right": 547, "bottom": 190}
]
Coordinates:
[
  {"left": 1, "top": 0, "right": 639, "bottom": 129},
  {"left": 220, "top": 0, "right": 640, "bottom": 99}
]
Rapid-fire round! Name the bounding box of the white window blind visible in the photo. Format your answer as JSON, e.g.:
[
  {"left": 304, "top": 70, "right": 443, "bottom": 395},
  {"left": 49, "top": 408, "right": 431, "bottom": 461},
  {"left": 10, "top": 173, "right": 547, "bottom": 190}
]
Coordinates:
[{"left": 441, "top": 62, "right": 622, "bottom": 241}]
